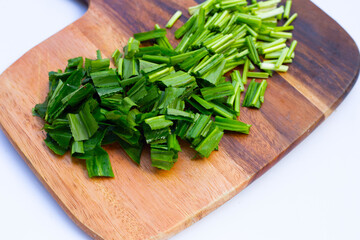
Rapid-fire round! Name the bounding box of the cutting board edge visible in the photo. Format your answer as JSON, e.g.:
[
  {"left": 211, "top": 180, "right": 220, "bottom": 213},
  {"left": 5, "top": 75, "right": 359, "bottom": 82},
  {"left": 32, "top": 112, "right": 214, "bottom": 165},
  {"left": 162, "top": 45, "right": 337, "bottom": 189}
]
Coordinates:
[
  {"left": 304, "top": 1, "right": 360, "bottom": 118},
  {"left": 325, "top": 59, "right": 360, "bottom": 118}
]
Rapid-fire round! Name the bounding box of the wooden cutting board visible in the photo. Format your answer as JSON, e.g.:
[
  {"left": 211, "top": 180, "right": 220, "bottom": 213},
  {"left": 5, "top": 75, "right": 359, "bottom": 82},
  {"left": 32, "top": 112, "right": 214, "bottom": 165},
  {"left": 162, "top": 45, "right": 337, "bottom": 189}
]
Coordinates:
[{"left": 0, "top": 0, "right": 359, "bottom": 239}]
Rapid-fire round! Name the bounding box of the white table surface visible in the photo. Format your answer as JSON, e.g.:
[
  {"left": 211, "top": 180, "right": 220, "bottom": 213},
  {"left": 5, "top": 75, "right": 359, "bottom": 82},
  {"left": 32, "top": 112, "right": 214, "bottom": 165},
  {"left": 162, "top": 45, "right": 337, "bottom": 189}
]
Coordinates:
[{"left": 0, "top": 0, "right": 359, "bottom": 239}]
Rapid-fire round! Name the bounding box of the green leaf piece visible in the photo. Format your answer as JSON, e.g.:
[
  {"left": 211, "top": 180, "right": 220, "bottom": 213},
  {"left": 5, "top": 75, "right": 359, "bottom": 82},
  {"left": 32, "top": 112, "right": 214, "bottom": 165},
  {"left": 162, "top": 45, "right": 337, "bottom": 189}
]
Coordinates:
[
  {"left": 44, "top": 134, "right": 68, "bottom": 156},
  {"left": 46, "top": 69, "right": 85, "bottom": 122},
  {"left": 134, "top": 29, "right": 167, "bottom": 42},
  {"left": 195, "top": 126, "right": 224, "bottom": 158},
  {"left": 151, "top": 148, "right": 175, "bottom": 170},
  {"left": 145, "top": 115, "right": 174, "bottom": 130},
  {"left": 158, "top": 87, "right": 186, "bottom": 109},
  {"left": 48, "top": 130, "right": 72, "bottom": 149},
  {"left": 123, "top": 57, "right": 140, "bottom": 79},
  {"left": 72, "top": 141, "right": 84, "bottom": 155},
  {"left": 214, "top": 116, "right": 251, "bottom": 134},
  {"left": 201, "top": 82, "right": 235, "bottom": 101},
  {"left": 243, "top": 79, "right": 268, "bottom": 109},
  {"left": 185, "top": 114, "right": 211, "bottom": 140},
  {"left": 166, "top": 108, "right": 195, "bottom": 122},
  {"left": 159, "top": 71, "right": 196, "bottom": 88},
  {"left": 85, "top": 58, "right": 110, "bottom": 74},
  {"left": 68, "top": 101, "right": 99, "bottom": 142},
  {"left": 81, "top": 146, "right": 114, "bottom": 178},
  {"left": 124, "top": 37, "right": 140, "bottom": 58}
]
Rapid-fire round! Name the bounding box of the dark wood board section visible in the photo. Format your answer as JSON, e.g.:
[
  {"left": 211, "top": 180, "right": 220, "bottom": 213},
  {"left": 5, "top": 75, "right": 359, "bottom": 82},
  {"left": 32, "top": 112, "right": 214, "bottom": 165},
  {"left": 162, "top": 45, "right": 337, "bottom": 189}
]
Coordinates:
[{"left": 0, "top": 0, "right": 359, "bottom": 239}]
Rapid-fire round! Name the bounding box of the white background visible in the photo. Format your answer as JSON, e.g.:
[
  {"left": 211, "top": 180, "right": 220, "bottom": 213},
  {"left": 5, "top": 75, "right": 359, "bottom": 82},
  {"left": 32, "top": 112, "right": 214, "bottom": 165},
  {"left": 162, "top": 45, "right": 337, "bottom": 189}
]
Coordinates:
[{"left": 0, "top": 0, "right": 359, "bottom": 239}]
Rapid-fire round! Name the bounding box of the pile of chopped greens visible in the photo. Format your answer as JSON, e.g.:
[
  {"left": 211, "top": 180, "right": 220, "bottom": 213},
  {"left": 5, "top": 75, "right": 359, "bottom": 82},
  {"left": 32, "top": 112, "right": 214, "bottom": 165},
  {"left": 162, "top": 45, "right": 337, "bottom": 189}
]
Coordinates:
[{"left": 33, "top": 0, "right": 298, "bottom": 178}]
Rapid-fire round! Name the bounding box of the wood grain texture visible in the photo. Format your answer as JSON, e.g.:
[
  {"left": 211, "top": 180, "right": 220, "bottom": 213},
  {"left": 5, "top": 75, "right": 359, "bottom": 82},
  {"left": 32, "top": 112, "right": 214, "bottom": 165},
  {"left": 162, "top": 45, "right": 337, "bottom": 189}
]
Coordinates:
[{"left": 0, "top": 0, "right": 359, "bottom": 239}]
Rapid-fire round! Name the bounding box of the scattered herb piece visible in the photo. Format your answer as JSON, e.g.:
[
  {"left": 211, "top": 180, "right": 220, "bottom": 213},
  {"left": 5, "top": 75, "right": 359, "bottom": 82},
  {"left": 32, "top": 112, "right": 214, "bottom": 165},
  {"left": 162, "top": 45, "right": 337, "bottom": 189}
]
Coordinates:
[{"left": 166, "top": 11, "right": 183, "bottom": 28}]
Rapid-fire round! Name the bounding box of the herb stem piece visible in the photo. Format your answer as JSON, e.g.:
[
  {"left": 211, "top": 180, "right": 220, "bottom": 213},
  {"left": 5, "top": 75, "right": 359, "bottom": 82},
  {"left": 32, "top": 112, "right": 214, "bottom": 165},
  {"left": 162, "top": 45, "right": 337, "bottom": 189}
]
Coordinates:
[
  {"left": 166, "top": 11, "right": 183, "bottom": 28},
  {"left": 284, "top": 0, "right": 292, "bottom": 19}
]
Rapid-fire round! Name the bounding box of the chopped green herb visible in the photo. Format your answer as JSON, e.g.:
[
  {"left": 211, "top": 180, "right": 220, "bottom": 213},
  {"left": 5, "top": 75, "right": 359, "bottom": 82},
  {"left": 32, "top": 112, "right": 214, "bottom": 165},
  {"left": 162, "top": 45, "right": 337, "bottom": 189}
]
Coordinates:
[
  {"left": 283, "top": 0, "right": 292, "bottom": 19},
  {"left": 185, "top": 114, "right": 212, "bottom": 140},
  {"left": 145, "top": 115, "right": 174, "bottom": 130},
  {"left": 82, "top": 146, "right": 114, "bottom": 178},
  {"left": 134, "top": 29, "right": 167, "bottom": 42},
  {"left": 154, "top": 24, "right": 173, "bottom": 50},
  {"left": 284, "top": 13, "right": 298, "bottom": 27},
  {"left": 195, "top": 126, "right": 224, "bottom": 158},
  {"left": 286, "top": 40, "right": 298, "bottom": 59},
  {"left": 166, "top": 11, "right": 183, "bottom": 28},
  {"left": 67, "top": 101, "right": 99, "bottom": 142},
  {"left": 227, "top": 70, "right": 244, "bottom": 108},
  {"left": 166, "top": 108, "right": 194, "bottom": 122},
  {"left": 214, "top": 116, "right": 251, "bottom": 134},
  {"left": 243, "top": 79, "right": 268, "bottom": 109},
  {"left": 201, "top": 82, "right": 235, "bottom": 101},
  {"left": 260, "top": 62, "right": 289, "bottom": 72},
  {"left": 275, "top": 47, "right": 289, "bottom": 68},
  {"left": 34, "top": 0, "right": 299, "bottom": 176},
  {"left": 72, "top": 141, "right": 84, "bottom": 155},
  {"left": 246, "top": 36, "right": 260, "bottom": 65},
  {"left": 124, "top": 37, "right": 140, "bottom": 58},
  {"left": 44, "top": 133, "right": 68, "bottom": 156},
  {"left": 160, "top": 71, "right": 196, "bottom": 88},
  {"left": 246, "top": 72, "right": 269, "bottom": 79}
]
